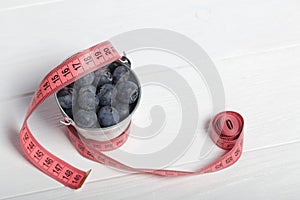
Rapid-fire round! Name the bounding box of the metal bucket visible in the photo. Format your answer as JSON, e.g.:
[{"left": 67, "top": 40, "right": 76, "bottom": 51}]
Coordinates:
[{"left": 55, "top": 59, "right": 141, "bottom": 142}]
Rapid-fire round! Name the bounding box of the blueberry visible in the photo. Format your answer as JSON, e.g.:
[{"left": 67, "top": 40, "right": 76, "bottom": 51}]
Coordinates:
[
  {"left": 94, "top": 67, "right": 113, "bottom": 87},
  {"left": 98, "top": 106, "right": 119, "bottom": 127},
  {"left": 97, "top": 84, "right": 117, "bottom": 106},
  {"left": 129, "top": 103, "right": 136, "bottom": 113},
  {"left": 97, "top": 71, "right": 113, "bottom": 87},
  {"left": 57, "top": 87, "right": 73, "bottom": 109},
  {"left": 64, "top": 108, "right": 73, "bottom": 119},
  {"left": 115, "top": 103, "right": 130, "bottom": 121},
  {"left": 77, "top": 91, "right": 97, "bottom": 111},
  {"left": 94, "top": 65, "right": 111, "bottom": 76},
  {"left": 116, "top": 81, "right": 139, "bottom": 104},
  {"left": 79, "top": 85, "right": 96, "bottom": 94},
  {"left": 71, "top": 87, "right": 78, "bottom": 105},
  {"left": 75, "top": 72, "right": 95, "bottom": 87},
  {"left": 91, "top": 123, "right": 101, "bottom": 128},
  {"left": 107, "top": 61, "right": 121, "bottom": 72},
  {"left": 113, "top": 65, "right": 130, "bottom": 84},
  {"left": 74, "top": 109, "right": 98, "bottom": 128},
  {"left": 95, "top": 95, "right": 100, "bottom": 108},
  {"left": 67, "top": 82, "right": 74, "bottom": 88}
]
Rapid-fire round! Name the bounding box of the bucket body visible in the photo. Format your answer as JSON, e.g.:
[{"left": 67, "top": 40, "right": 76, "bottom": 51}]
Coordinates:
[{"left": 55, "top": 60, "right": 141, "bottom": 141}]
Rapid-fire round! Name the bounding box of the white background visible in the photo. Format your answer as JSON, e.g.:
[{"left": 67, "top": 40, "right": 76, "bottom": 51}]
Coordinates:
[{"left": 0, "top": 0, "right": 300, "bottom": 199}]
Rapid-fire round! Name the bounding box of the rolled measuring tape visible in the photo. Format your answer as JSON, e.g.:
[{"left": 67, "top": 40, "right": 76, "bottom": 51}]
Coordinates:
[{"left": 19, "top": 41, "right": 244, "bottom": 189}]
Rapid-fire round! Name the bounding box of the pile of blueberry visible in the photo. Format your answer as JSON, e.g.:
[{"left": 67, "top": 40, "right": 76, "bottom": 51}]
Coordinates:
[{"left": 57, "top": 58, "right": 140, "bottom": 128}]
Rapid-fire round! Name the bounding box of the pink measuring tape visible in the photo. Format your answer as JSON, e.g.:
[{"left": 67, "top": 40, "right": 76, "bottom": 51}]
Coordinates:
[{"left": 19, "top": 41, "right": 244, "bottom": 189}]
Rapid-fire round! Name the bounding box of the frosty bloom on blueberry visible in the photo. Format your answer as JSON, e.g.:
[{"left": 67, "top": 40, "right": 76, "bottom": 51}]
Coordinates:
[
  {"left": 79, "top": 85, "right": 97, "bottom": 94},
  {"left": 97, "top": 83, "right": 117, "bottom": 106},
  {"left": 116, "top": 81, "right": 139, "bottom": 104},
  {"left": 113, "top": 65, "right": 130, "bottom": 84},
  {"left": 77, "top": 91, "right": 98, "bottom": 111},
  {"left": 76, "top": 72, "right": 95, "bottom": 87},
  {"left": 74, "top": 109, "right": 98, "bottom": 128},
  {"left": 115, "top": 103, "right": 129, "bottom": 121}
]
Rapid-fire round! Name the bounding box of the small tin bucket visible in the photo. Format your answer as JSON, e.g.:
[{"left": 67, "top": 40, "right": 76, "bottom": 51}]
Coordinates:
[{"left": 55, "top": 58, "right": 141, "bottom": 142}]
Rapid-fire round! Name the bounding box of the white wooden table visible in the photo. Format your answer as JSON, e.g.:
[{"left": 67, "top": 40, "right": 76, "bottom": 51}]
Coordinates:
[{"left": 1, "top": 0, "right": 300, "bottom": 199}]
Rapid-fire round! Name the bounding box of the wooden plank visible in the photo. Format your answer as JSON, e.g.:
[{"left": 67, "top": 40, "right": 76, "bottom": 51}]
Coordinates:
[
  {"left": 0, "top": 0, "right": 61, "bottom": 12},
  {"left": 215, "top": 45, "right": 300, "bottom": 149},
  {"left": 0, "top": 95, "right": 129, "bottom": 199},
  {"left": 6, "top": 141, "right": 300, "bottom": 200},
  {"left": 0, "top": 0, "right": 300, "bottom": 99}
]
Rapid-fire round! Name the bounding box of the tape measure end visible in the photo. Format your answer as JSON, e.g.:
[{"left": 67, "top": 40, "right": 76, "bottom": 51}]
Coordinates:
[
  {"left": 75, "top": 169, "right": 92, "bottom": 190},
  {"left": 86, "top": 169, "right": 92, "bottom": 176}
]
